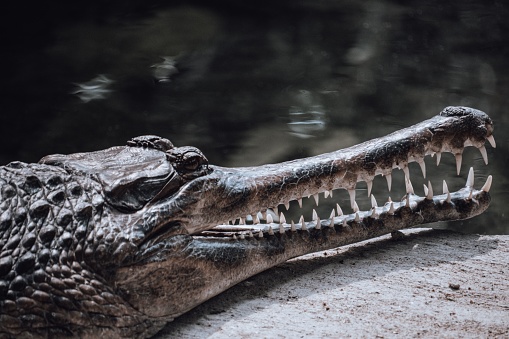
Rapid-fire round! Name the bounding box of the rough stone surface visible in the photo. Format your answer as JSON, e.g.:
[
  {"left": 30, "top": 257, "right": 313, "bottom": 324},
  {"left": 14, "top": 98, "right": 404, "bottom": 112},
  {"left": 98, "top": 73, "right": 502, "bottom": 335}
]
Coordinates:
[{"left": 159, "top": 229, "right": 509, "bottom": 338}]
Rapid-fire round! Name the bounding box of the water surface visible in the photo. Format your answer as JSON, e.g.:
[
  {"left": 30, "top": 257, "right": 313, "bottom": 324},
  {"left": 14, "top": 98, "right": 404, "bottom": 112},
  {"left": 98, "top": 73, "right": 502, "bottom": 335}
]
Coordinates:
[{"left": 1, "top": 0, "right": 507, "bottom": 233}]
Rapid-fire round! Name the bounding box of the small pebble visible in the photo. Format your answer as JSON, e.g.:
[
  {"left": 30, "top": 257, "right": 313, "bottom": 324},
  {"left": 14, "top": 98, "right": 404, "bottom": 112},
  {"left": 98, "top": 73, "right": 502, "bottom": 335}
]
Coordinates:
[{"left": 449, "top": 283, "right": 460, "bottom": 290}]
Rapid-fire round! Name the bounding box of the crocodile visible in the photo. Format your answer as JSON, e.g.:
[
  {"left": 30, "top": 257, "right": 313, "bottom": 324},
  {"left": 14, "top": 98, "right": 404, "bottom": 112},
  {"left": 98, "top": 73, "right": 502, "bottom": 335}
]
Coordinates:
[{"left": 0, "top": 106, "right": 495, "bottom": 338}]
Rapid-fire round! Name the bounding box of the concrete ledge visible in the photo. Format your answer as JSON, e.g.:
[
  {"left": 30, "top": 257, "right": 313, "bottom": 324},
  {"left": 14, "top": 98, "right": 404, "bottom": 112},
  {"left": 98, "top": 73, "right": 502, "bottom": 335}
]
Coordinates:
[{"left": 157, "top": 229, "right": 509, "bottom": 338}]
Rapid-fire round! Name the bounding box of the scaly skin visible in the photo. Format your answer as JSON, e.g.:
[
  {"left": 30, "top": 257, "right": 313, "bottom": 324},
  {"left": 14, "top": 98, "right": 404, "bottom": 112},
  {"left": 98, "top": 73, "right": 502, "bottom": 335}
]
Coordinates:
[{"left": 0, "top": 106, "right": 495, "bottom": 338}]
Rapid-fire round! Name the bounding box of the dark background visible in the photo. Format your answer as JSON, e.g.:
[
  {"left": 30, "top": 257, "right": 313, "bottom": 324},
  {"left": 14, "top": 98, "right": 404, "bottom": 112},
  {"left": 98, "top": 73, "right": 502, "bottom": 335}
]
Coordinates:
[{"left": 1, "top": 0, "right": 507, "bottom": 233}]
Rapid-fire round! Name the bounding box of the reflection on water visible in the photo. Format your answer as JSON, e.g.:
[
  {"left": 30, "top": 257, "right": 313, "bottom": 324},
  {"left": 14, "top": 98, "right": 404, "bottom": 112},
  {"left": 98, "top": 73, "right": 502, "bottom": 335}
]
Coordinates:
[
  {"left": 288, "top": 90, "right": 326, "bottom": 138},
  {"left": 151, "top": 56, "right": 179, "bottom": 83},
  {"left": 1, "top": 1, "right": 508, "bottom": 234},
  {"left": 72, "top": 75, "right": 114, "bottom": 103}
]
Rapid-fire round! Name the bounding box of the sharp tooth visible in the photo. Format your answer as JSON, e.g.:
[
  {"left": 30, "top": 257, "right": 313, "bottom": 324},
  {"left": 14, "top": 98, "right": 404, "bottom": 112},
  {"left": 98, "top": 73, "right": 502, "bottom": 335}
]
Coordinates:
[
  {"left": 253, "top": 214, "right": 260, "bottom": 225},
  {"left": 443, "top": 180, "right": 449, "bottom": 194},
  {"left": 426, "top": 181, "right": 433, "bottom": 200},
  {"left": 482, "top": 175, "right": 492, "bottom": 192},
  {"left": 261, "top": 211, "right": 267, "bottom": 220},
  {"left": 348, "top": 189, "right": 356, "bottom": 210},
  {"left": 403, "top": 166, "right": 410, "bottom": 180},
  {"left": 479, "top": 146, "right": 488, "bottom": 165},
  {"left": 313, "top": 193, "right": 319, "bottom": 206},
  {"left": 279, "top": 212, "right": 287, "bottom": 225},
  {"left": 371, "top": 194, "right": 378, "bottom": 208},
  {"left": 418, "top": 159, "right": 426, "bottom": 178},
  {"left": 443, "top": 180, "right": 451, "bottom": 203},
  {"left": 329, "top": 209, "right": 336, "bottom": 219},
  {"left": 266, "top": 214, "right": 274, "bottom": 224},
  {"left": 405, "top": 177, "right": 414, "bottom": 194},
  {"left": 487, "top": 135, "right": 496, "bottom": 148},
  {"left": 299, "top": 215, "right": 307, "bottom": 230},
  {"left": 436, "top": 152, "right": 441, "bottom": 166},
  {"left": 240, "top": 217, "right": 245, "bottom": 225},
  {"left": 336, "top": 204, "right": 343, "bottom": 216},
  {"left": 342, "top": 218, "right": 347, "bottom": 226},
  {"left": 352, "top": 200, "right": 359, "bottom": 212},
  {"left": 324, "top": 191, "right": 329, "bottom": 199},
  {"left": 388, "top": 202, "right": 395, "bottom": 214},
  {"left": 355, "top": 212, "right": 360, "bottom": 222},
  {"left": 313, "top": 215, "right": 321, "bottom": 230},
  {"left": 233, "top": 234, "right": 237, "bottom": 240},
  {"left": 466, "top": 167, "right": 474, "bottom": 188},
  {"left": 370, "top": 209, "right": 378, "bottom": 219},
  {"left": 291, "top": 221, "right": 296, "bottom": 232},
  {"left": 279, "top": 223, "right": 285, "bottom": 234},
  {"left": 268, "top": 226, "right": 274, "bottom": 235},
  {"left": 284, "top": 201, "right": 290, "bottom": 210},
  {"left": 385, "top": 174, "right": 392, "bottom": 191},
  {"left": 423, "top": 184, "right": 429, "bottom": 197},
  {"left": 312, "top": 209, "right": 320, "bottom": 224},
  {"left": 298, "top": 198, "right": 303, "bottom": 208},
  {"left": 455, "top": 153, "right": 462, "bottom": 175},
  {"left": 249, "top": 231, "right": 254, "bottom": 238},
  {"left": 240, "top": 233, "right": 245, "bottom": 240},
  {"left": 258, "top": 230, "right": 263, "bottom": 238},
  {"left": 329, "top": 190, "right": 333, "bottom": 198},
  {"left": 367, "top": 180, "right": 373, "bottom": 197}
]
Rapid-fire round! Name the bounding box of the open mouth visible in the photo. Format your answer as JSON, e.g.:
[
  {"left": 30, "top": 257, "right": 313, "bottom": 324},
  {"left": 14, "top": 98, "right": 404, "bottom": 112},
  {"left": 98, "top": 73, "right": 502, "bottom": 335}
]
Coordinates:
[
  {"left": 200, "top": 168, "right": 492, "bottom": 239},
  {"left": 196, "top": 110, "right": 495, "bottom": 239}
]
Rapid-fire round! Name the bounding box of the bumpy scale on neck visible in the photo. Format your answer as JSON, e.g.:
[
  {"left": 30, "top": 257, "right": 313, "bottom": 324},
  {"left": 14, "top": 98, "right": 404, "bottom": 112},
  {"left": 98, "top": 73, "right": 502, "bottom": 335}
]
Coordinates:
[{"left": 0, "top": 162, "right": 158, "bottom": 338}]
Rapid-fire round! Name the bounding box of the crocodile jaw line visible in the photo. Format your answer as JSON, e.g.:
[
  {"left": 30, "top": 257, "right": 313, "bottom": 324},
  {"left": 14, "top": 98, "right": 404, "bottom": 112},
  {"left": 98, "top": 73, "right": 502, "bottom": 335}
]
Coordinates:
[{"left": 173, "top": 106, "right": 495, "bottom": 236}]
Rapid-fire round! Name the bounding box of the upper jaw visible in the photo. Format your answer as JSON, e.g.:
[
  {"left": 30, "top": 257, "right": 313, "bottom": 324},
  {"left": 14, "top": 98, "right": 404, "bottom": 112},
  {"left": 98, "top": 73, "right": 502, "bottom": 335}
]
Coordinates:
[{"left": 134, "top": 106, "right": 495, "bottom": 241}]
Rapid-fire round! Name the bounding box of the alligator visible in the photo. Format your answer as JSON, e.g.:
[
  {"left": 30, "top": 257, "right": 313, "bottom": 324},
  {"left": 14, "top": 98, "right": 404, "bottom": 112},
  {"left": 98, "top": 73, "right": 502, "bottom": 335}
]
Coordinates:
[{"left": 0, "top": 106, "right": 495, "bottom": 338}]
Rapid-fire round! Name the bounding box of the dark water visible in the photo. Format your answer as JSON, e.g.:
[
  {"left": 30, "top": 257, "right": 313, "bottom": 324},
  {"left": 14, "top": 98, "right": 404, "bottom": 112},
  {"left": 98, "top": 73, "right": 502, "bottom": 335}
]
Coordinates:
[{"left": 1, "top": 1, "right": 508, "bottom": 234}]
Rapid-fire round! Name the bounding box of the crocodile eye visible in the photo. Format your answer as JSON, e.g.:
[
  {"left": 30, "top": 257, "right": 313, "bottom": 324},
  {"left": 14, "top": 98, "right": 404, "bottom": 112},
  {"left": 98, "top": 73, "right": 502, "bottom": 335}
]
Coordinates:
[
  {"left": 166, "top": 147, "right": 209, "bottom": 177},
  {"left": 183, "top": 154, "right": 202, "bottom": 171}
]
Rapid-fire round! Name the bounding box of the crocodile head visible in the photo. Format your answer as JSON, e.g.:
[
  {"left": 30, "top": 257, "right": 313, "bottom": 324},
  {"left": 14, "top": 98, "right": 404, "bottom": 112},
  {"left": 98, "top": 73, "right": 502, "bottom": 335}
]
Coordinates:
[
  {"left": 2, "top": 106, "right": 495, "bottom": 338},
  {"left": 46, "top": 107, "right": 491, "bottom": 238}
]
